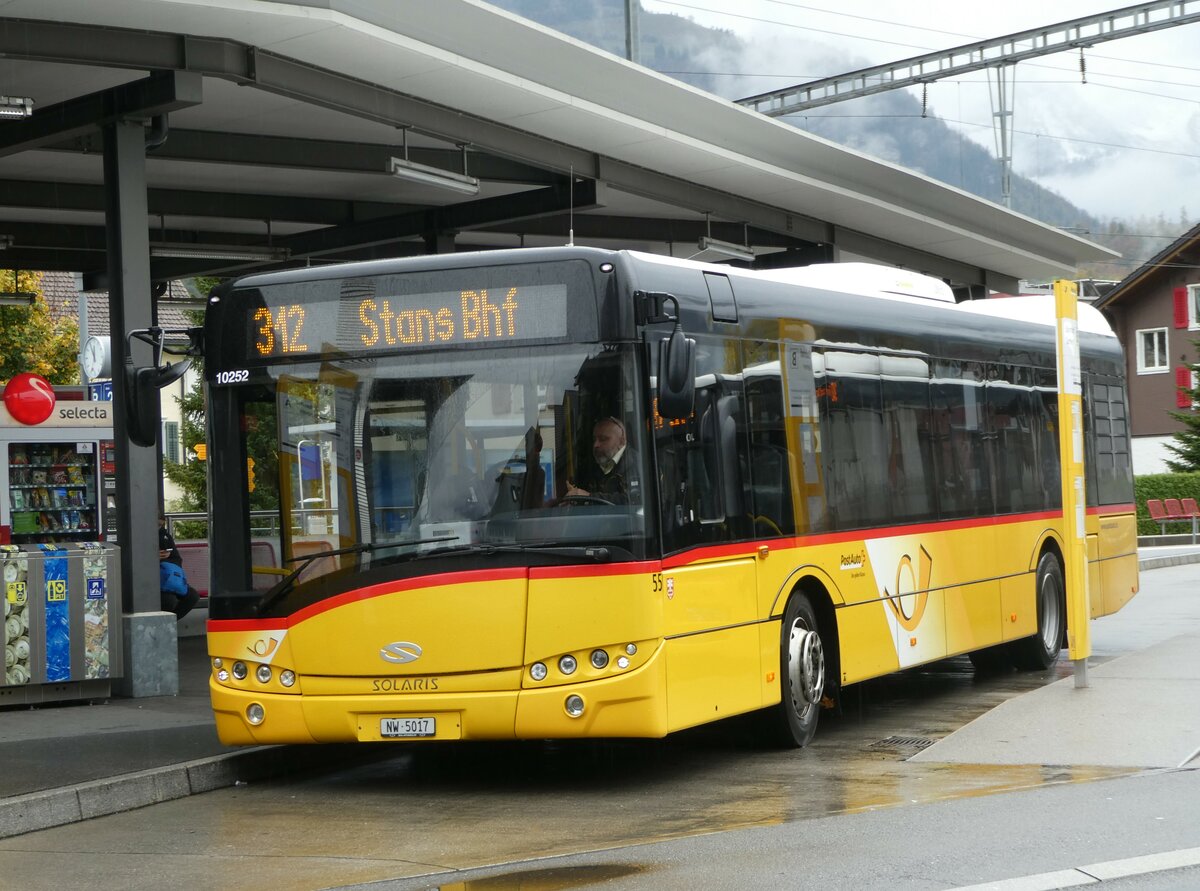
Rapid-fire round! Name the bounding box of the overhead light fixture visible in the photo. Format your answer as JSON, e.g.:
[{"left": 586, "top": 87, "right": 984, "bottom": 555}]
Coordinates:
[
  {"left": 389, "top": 156, "right": 480, "bottom": 196},
  {"left": 697, "top": 236, "right": 755, "bottom": 263},
  {"left": 388, "top": 127, "right": 479, "bottom": 196},
  {"left": 150, "top": 245, "right": 291, "bottom": 262},
  {"left": 0, "top": 96, "right": 34, "bottom": 119}
]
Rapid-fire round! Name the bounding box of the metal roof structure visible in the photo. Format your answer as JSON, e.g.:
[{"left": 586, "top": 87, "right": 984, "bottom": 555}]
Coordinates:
[{"left": 0, "top": 0, "right": 1116, "bottom": 294}]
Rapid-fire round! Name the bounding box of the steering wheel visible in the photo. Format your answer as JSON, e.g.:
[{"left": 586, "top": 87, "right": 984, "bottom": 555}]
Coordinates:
[{"left": 558, "top": 494, "right": 615, "bottom": 507}]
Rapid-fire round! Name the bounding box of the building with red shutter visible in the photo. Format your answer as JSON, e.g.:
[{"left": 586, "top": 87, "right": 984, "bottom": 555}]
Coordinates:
[{"left": 1095, "top": 223, "right": 1200, "bottom": 474}]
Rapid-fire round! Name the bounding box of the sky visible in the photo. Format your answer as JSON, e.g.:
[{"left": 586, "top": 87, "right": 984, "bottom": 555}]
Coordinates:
[{"left": 640, "top": 0, "right": 1200, "bottom": 225}]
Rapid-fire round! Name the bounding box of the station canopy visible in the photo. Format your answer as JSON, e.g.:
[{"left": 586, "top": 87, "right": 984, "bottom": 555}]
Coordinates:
[{"left": 0, "top": 0, "right": 1117, "bottom": 293}]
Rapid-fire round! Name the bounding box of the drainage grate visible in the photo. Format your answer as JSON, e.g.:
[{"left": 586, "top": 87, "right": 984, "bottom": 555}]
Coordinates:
[{"left": 869, "top": 735, "right": 935, "bottom": 751}]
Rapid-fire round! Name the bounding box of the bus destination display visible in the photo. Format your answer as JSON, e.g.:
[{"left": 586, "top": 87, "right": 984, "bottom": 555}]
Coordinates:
[{"left": 248, "top": 283, "right": 570, "bottom": 359}]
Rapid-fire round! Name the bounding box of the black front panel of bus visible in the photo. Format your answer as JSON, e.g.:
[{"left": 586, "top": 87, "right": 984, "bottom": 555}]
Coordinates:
[{"left": 205, "top": 258, "right": 603, "bottom": 376}]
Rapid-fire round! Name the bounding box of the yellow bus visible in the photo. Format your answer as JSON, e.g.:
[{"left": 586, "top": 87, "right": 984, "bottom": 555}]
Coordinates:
[{"left": 202, "top": 248, "right": 1138, "bottom": 747}]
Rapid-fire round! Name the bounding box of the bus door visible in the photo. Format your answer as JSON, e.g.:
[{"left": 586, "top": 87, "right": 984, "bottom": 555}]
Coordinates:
[{"left": 655, "top": 338, "right": 760, "bottom": 729}]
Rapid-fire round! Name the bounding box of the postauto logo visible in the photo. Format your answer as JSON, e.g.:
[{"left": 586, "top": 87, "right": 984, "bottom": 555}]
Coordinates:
[{"left": 380, "top": 641, "right": 423, "bottom": 664}]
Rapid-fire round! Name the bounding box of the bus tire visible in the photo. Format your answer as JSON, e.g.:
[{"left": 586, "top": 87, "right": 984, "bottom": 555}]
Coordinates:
[
  {"left": 773, "top": 593, "right": 826, "bottom": 748},
  {"left": 1009, "top": 552, "right": 1065, "bottom": 671}
]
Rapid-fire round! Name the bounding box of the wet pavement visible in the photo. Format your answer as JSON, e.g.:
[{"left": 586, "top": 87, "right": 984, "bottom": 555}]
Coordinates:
[{"left": 0, "top": 547, "right": 1197, "bottom": 847}]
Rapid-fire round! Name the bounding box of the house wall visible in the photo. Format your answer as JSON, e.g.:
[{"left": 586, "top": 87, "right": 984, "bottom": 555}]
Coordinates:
[
  {"left": 1102, "top": 246, "right": 1200, "bottom": 467},
  {"left": 1132, "top": 434, "right": 1175, "bottom": 475}
]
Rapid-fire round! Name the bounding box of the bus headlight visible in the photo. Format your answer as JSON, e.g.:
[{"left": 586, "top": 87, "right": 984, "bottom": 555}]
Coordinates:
[
  {"left": 590, "top": 649, "right": 609, "bottom": 669},
  {"left": 246, "top": 703, "right": 265, "bottom": 725},
  {"left": 530, "top": 662, "right": 548, "bottom": 681},
  {"left": 558, "top": 655, "right": 577, "bottom": 675},
  {"left": 232, "top": 661, "right": 248, "bottom": 680},
  {"left": 256, "top": 664, "right": 272, "bottom": 684},
  {"left": 280, "top": 669, "right": 296, "bottom": 688},
  {"left": 565, "top": 695, "right": 585, "bottom": 717}
]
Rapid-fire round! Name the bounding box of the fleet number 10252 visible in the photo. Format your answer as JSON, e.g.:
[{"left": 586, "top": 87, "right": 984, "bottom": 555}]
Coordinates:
[{"left": 215, "top": 370, "right": 249, "bottom": 384}]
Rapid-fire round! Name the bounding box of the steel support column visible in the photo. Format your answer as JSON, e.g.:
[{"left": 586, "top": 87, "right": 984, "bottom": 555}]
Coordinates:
[{"left": 103, "top": 120, "right": 163, "bottom": 617}]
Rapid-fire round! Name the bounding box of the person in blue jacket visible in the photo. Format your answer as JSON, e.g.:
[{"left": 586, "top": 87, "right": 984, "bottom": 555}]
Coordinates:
[{"left": 159, "top": 517, "right": 199, "bottom": 620}]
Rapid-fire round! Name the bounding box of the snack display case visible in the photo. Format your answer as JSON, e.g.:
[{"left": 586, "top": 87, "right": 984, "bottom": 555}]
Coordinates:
[{"left": 7, "top": 442, "right": 100, "bottom": 544}]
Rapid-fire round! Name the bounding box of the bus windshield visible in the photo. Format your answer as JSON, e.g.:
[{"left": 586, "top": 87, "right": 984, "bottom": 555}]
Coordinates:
[{"left": 221, "top": 341, "right": 651, "bottom": 602}]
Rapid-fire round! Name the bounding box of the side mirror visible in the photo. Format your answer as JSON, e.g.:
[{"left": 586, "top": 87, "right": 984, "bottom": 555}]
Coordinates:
[
  {"left": 122, "top": 326, "right": 195, "bottom": 447},
  {"left": 124, "top": 356, "right": 191, "bottom": 448},
  {"left": 657, "top": 324, "right": 695, "bottom": 420}
]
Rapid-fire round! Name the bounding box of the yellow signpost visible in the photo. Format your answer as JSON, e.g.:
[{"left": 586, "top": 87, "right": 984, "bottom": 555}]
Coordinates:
[{"left": 1054, "top": 280, "right": 1091, "bottom": 687}]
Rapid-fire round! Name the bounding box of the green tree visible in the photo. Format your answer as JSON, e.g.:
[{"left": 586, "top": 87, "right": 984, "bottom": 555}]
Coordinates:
[
  {"left": 1164, "top": 344, "right": 1200, "bottom": 472},
  {"left": 0, "top": 271, "right": 80, "bottom": 383}
]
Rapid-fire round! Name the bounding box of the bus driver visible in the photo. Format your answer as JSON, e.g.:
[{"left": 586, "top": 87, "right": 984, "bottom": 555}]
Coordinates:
[{"left": 566, "top": 416, "right": 639, "bottom": 504}]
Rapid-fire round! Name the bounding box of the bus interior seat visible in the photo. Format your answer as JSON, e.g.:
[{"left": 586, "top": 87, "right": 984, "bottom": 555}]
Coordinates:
[
  {"left": 175, "top": 541, "right": 210, "bottom": 599},
  {"left": 291, "top": 539, "right": 339, "bottom": 581},
  {"left": 750, "top": 443, "right": 788, "bottom": 527},
  {"left": 250, "top": 540, "right": 279, "bottom": 591}
]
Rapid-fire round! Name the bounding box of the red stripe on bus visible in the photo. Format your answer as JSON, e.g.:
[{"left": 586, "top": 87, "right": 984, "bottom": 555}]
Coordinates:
[
  {"left": 209, "top": 567, "right": 528, "bottom": 631},
  {"left": 530, "top": 561, "right": 658, "bottom": 580},
  {"left": 659, "top": 509, "right": 1094, "bottom": 569}
]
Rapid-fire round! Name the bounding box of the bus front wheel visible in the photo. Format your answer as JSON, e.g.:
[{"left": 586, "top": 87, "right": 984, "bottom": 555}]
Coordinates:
[
  {"left": 774, "top": 593, "right": 826, "bottom": 748},
  {"left": 1009, "top": 553, "right": 1065, "bottom": 671}
]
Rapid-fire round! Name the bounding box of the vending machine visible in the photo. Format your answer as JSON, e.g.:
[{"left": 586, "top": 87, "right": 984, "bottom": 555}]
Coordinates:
[
  {"left": 1, "top": 376, "right": 123, "bottom": 703},
  {"left": 0, "top": 380, "right": 115, "bottom": 546}
]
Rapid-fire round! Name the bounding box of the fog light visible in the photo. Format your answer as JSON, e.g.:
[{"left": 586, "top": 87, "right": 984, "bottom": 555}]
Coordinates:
[
  {"left": 530, "top": 662, "right": 548, "bottom": 681},
  {"left": 558, "top": 655, "right": 577, "bottom": 675},
  {"left": 590, "top": 649, "right": 609, "bottom": 669},
  {"left": 617, "top": 656, "right": 630, "bottom": 670},
  {"left": 232, "top": 661, "right": 248, "bottom": 680},
  {"left": 625, "top": 643, "right": 637, "bottom": 655},
  {"left": 216, "top": 669, "right": 229, "bottom": 682},
  {"left": 212, "top": 658, "right": 223, "bottom": 669},
  {"left": 246, "top": 703, "right": 265, "bottom": 725},
  {"left": 256, "top": 664, "right": 272, "bottom": 684},
  {"left": 280, "top": 669, "right": 296, "bottom": 688},
  {"left": 565, "top": 694, "right": 585, "bottom": 717}
]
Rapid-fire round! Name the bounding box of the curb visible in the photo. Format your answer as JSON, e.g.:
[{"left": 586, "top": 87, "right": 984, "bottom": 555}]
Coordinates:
[
  {"left": 1139, "top": 552, "right": 1200, "bottom": 571},
  {"left": 0, "top": 743, "right": 393, "bottom": 840}
]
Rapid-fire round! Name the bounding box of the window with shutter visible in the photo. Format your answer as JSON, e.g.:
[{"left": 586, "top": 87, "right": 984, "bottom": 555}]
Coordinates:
[
  {"left": 1175, "top": 287, "right": 1189, "bottom": 328},
  {"left": 164, "top": 420, "right": 181, "bottom": 463},
  {"left": 1176, "top": 366, "right": 1192, "bottom": 408}
]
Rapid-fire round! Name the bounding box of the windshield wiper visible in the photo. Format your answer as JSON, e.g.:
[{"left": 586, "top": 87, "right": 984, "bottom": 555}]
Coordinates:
[{"left": 255, "top": 535, "right": 458, "bottom": 615}]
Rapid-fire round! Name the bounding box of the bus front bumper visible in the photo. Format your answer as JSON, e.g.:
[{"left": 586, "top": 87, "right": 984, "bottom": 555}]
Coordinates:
[{"left": 209, "top": 647, "right": 668, "bottom": 745}]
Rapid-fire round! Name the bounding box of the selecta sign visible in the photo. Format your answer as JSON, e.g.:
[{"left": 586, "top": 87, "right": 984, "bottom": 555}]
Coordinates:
[{"left": 1, "top": 375, "right": 113, "bottom": 427}]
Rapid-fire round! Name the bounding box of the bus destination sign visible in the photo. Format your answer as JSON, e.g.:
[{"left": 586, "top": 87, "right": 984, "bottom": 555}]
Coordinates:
[{"left": 248, "top": 283, "right": 570, "bottom": 359}]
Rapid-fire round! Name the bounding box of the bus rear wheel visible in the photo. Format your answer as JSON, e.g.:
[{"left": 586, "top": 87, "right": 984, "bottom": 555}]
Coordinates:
[
  {"left": 773, "top": 593, "right": 826, "bottom": 748},
  {"left": 1009, "top": 553, "right": 1065, "bottom": 670}
]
